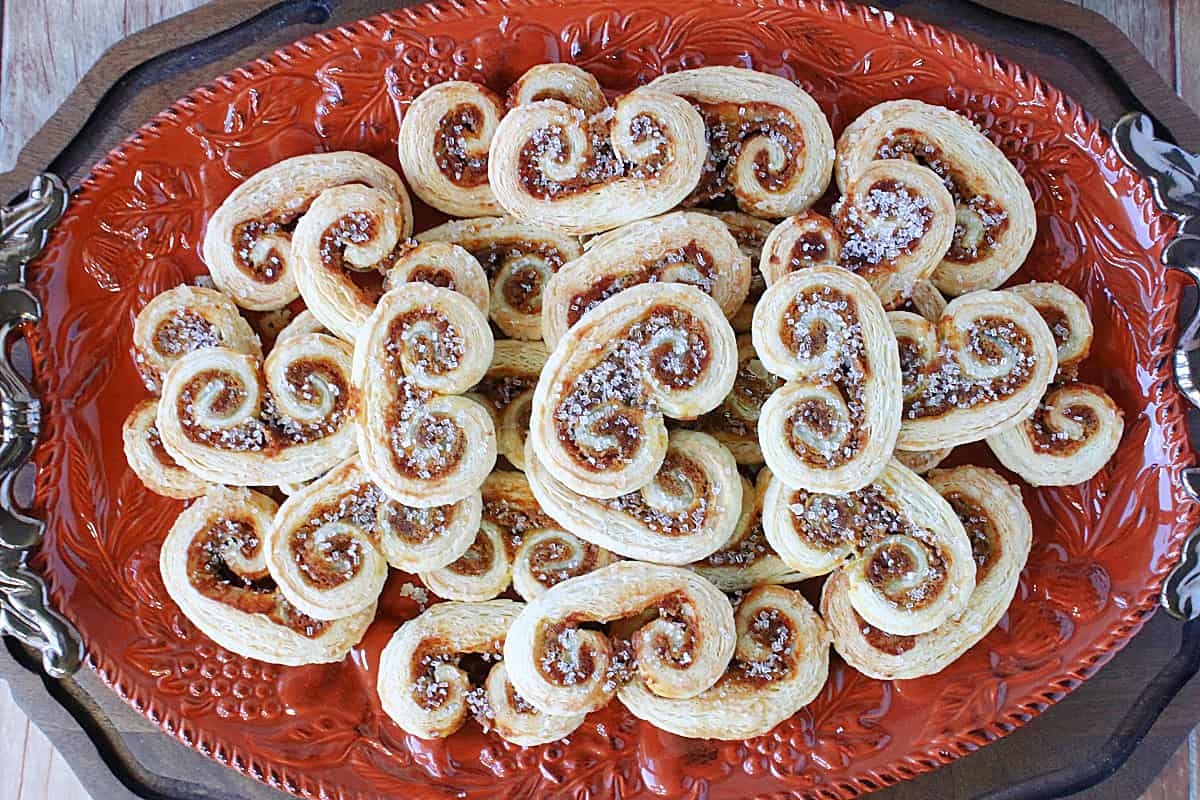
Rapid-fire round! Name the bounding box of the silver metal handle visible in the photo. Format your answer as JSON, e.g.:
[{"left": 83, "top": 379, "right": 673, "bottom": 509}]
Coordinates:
[
  {"left": 1112, "top": 113, "right": 1200, "bottom": 620},
  {"left": 0, "top": 175, "right": 82, "bottom": 677}
]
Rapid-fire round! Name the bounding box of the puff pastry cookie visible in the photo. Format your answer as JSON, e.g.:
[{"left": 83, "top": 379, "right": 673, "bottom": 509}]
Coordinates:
[
  {"left": 646, "top": 66, "right": 834, "bottom": 218},
  {"left": 695, "top": 334, "right": 782, "bottom": 465},
  {"left": 822, "top": 466, "right": 1031, "bottom": 679},
  {"left": 752, "top": 266, "right": 902, "bottom": 493},
  {"left": 759, "top": 211, "right": 841, "bottom": 288},
  {"left": 620, "top": 585, "right": 829, "bottom": 739},
  {"left": 541, "top": 211, "right": 751, "bottom": 348},
  {"left": 503, "top": 561, "right": 736, "bottom": 715},
  {"left": 159, "top": 487, "right": 372, "bottom": 665},
  {"left": 837, "top": 100, "right": 1036, "bottom": 295},
  {"left": 488, "top": 89, "right": 706, "bottom": 235},
  {"left": 378, "top": 600, "right": 585, "bottom": 743},
  {"left": 762, "top": 461, "right": 975, "bottom": 636},
  {"left": 203, "top": 152, "right": 407, "bottom": 310},
  {"left": 473, "top": 340, "right": 549, "bottom": 471},
  {"left": 354, "top": 283, "right": 496, "bottom": 506},
  {"left": 893, "top": 290, "right": 1058, "bottom": 450},
  {"left": 155, "top": 333, "right": 357, "bottom": 486},
  {"left": 530, "top": 283, "right": 737, "bottom": 498},
  {"left": 122, "top": 398, "right": 210, "bottom": 499}
]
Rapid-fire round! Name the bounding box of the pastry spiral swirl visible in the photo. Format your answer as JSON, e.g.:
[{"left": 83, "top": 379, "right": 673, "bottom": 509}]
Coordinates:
[
  {"left": 525, "top": 430, "right": 743, "bottom": 564},
  {"left": 1005, "top": 282, "right": 1093, "bottom": 380},
  {"left": 619, "top": 585, "right": 829, "bottom": 739},
  {"left": 691, "top": 472, "right": 811, "bottom": 591},
  {"left": 695, "top": 334, "right": 782, "bottom": 465},
  {"left": 986, "top": 382, "right": 1124, "bottom": 486},
  {"left": 893, "top": 290, "right": 1058, "bottom": 450},
  {"left": 822, "top": 465, "right": 1031, "bottom": 679},
  {"left": 488, "top": 91, "right": 706, "bottom": 235},
  {"left": 646, "top": 66, "right": 834, "bottom": 218},
  {"left": 507, "top": 63, "right": 607, "bottom": 114},
  {"left": 530, "top": 283, "right": 738, "bottom": 499},
  {"left": 132, "top": 285, "right": 261, "bottom": 392},
  {"left": 473, "top": 340, "right": 549, "bottom": 471},
  {"left": 203, "top": 152, "right": 407, "bottom": 310},
  {"left": 759, "top": 211, "right": 842, "bottom": 288},
  {"left": 751, "top": 266, "right": 902, "bottom": 493},
  {"left": 378, "top": 600, "right": 584, "bottom": 742},
  {"left": 836, "top": 100, "right": 1037, "bottom": 295},
  {"left": 503, "top": 561, "right": 736, "bottom": 715},
  {"left": 541, "top": 211, "right": 751, "bottom": 348},
  {"left": 290, "top": 184, "right": 415, "bottom": 343},
  {"left": 762, "top": 461, "right": 976, "bottom": 636},
  {"left": 122, "top": 398, "right": 210, "bottom": 499},
  {"left": 159, "top": 487, "right": 372, "bottom": 665},
  {"left": 417, "top": 216, "right": 583, "bottom": 340},
  {"left": 420, "top": 470, "right": 555, "bottom": 601},
  {"left": 265, "top": 459, "right": 479, "bottom": 619},
  {"left": 697, "top": 210, "right": 776, "bottom": 333},
  {"left": 382, "top": 241, "right": 490, "bottom": 315},
  {"left": 398, "top": 81, "right": 506, "bottom": 217},
  {"left": 155, "top": 333, "right": 357, "bottom": 486},
  {"left": 354, "top": 283, "right": 496, "bottom": 507},
  {"left": 512, "top": 528, "right": 615, "bottom": 601},
  {"left": 833, "top": 159, "right": 956, "bottom": 309}
]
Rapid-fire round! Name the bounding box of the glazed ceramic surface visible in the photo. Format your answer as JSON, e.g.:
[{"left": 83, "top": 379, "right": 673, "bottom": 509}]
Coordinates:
[{"left": 23, "top": 1, "right": 1200, "bottom": 798}]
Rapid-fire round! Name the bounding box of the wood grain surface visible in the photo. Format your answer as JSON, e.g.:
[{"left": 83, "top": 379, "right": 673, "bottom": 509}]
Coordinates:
[{"left": 1, "top": 1, "right": 1199, "bottom": 799}]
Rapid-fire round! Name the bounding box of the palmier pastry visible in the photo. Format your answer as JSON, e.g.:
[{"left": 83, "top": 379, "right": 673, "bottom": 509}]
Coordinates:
[
  {"left": 354, "top": 283, "right": 496, "bottom": 507},
  {"left": 751, "top": 266, "right": 902, "bottom": 493},
  {"left": 156, "top": 333, "right": 357, "bottom": 486},
  {"left": 507, "top": 63, "right": 607, "bottom": 114},
  {"left": 488, "top": 90, "right": 706, "bottom": 235},
  {"left": 378, "top": 600, "right": 585, "bottom": 743},
  {"left": 511, "top": 528, "right": 615, "bottom": 601},
  {"left": 473, "top": 340, "right": 550, "bottom": 471},
  {"left": 905, "top": 280, "right": 948, "bottom": 321},
  {"left": 833, "top": 159, "right": 956, "bottom": 309},
  {"left": 132, "top": 285, "right": 261, "bottom": 392},
  {"left": 203, "top": 152, "right": 406, "bottom": 310},
  {"left": 619, "top": 585, "right": 829, "bottom": 739},
  {"left": 692, "top": 472, "right": 811, "bottom": 591},
  {"left": 525, "top": 430, "right": 742, "bottom": 565},
  {"left": 695, "top": 334, "right": 782, "bottom": 465},
  {"left": 122, "top": 399, "right": 210, "bottom": 499},
  {"left": 265, "top": 459, "right": 479, "bottom": 619},
  {"left": 836, "top": 100, "right": 1037, "bottom": 295},
  {"left": 503, "top": 561, "right": 736, "bottom": 715},
  {"left": 420, "top": 470, "right": 554, "bottom": 601},
  {"left": 382, "top": 242, "right": 490, "bottom": 314},
  {"left": 822, "top": 466, "right": 1031, "bottom": 679},
  {"left": 398, "top": 81, "right": 506, "bottom": 217},
  {"left": 986, "top": 382, "right": 1123, "bottom": 486},
  {"left": 762, "top": 461, "right": 975, "bottom": 636},
  {"left": 160, "top": 487, "right": 372, "bottom": 665},
  {"left": 275, "top": 309, "right": 328, "bottom": 342},
  {"left": 646, "top": 66, "right": 834, "bottom": 218},
  {"left": 696, "top": 210, "right": 776, "bottom": 333},
  {"left": 759, "top": 211, "right": 842, "bottom": 287},
  {"left": 530, "top": 283, "right": 738, "bottom": 498},
  {"left": 541, "top": 211, "right": 751, "bottom": 348},
  {"left": 290, "top": 184, "right": 415, "bottom": 342},
  {"left": 894, "top": 290, "right": 1057, "bottom": 450},
  {"left": 417, "top": 216, "right": 583, "bottom": 340},
  {"left": 1005, "top": 282, "right": 1093, "bottom": 380}
]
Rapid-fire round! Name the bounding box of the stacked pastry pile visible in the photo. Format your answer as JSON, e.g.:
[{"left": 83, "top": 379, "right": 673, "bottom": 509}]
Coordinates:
[{"left": 125, "top": 63, "right": 1125, "bottom": 745}]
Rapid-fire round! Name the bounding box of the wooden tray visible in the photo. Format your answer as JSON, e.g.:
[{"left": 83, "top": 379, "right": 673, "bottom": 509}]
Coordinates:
[{"left": 3, "top": 2, "right": 1200, "bottom": 799}]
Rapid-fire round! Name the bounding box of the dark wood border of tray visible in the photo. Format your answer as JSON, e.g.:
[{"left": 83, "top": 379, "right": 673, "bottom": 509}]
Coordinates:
[{"left": 2, "top": 2, "right": 1200, "bottom": 799}]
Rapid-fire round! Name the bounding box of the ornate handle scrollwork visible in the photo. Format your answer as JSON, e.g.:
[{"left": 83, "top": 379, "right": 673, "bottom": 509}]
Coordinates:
[
  {"left": 1112, "top": 113, "right": 1200, "bottom": 620},
  {"left": 0, "top": 174, "right": 82, "bottom": 676}
]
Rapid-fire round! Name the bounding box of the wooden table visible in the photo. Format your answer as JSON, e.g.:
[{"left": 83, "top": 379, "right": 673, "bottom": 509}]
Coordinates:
[{"left": 1, "top": 1, "right": 1199, "bottom": 799}]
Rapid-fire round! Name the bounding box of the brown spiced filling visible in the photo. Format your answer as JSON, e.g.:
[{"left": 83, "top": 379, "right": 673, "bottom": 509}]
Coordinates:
[
  {"left": 379, "top": 499, "right": 454, "bottom": 546},
  {"left": 1027, "top": 401, "right": 1098, "bottom": 455},
  {"left": 187, "top": 517, "right": 327, "bottom": 637},
  {"left": 602, "top": 452, "right": 710, "bottom": 536},
  {"left": 684, "top": 99, "right": 804, "bottom": 205},
  {"left": 445, "top": 529, "right": 498, "bottom": 577},
  {"left": 944, "top": 491, "right": 1000, "bottom": 581},
  {"left": 730, "top": 606, "right": 796, "bottom": 683},
  {"left": 566, "top": 243, "right": 717, "bottom": 327},
  {"left": 154, "top": 310, "right": 220, "bottom": 357},
  {"left": 837, "top": 178, "right": 935, "bottom": 276},
  {"left": 434, "top": 104, "right": 491, "bottom": 188},
  {"left": 232, "top": 210, "right": 305, "bottom": 282}
]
